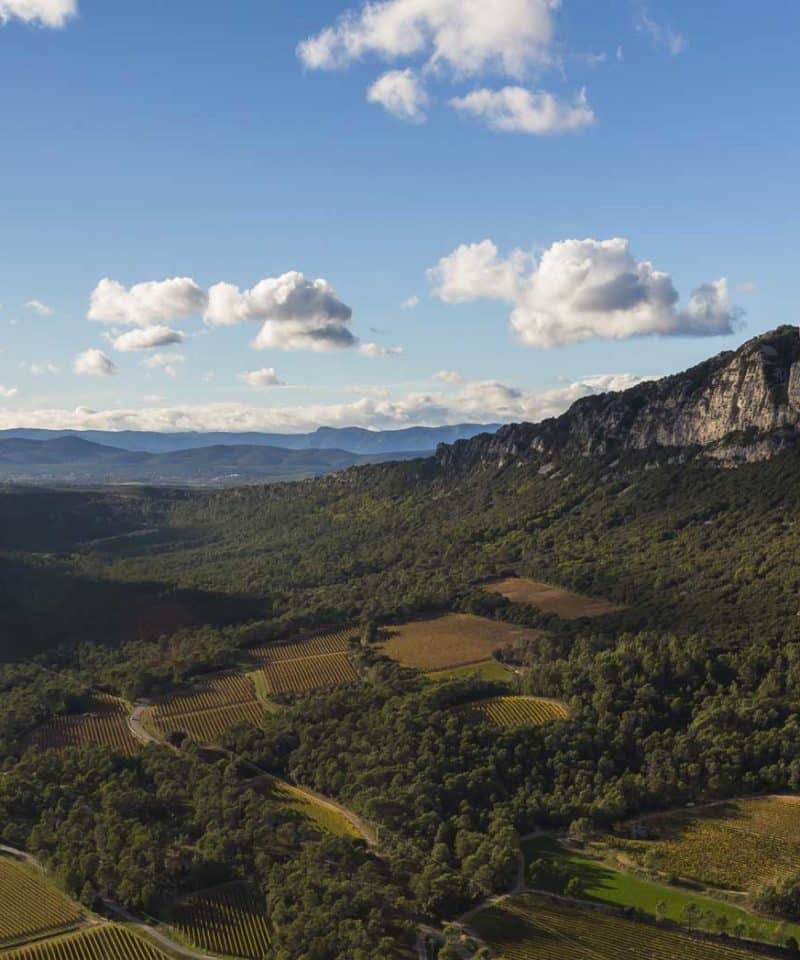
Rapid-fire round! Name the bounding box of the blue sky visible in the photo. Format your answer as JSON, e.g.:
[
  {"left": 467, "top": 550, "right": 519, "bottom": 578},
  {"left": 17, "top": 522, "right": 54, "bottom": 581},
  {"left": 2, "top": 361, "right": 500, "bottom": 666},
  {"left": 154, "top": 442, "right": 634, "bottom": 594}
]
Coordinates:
[{"left": 0, "top": 0, "right": 797, "bottom": 432}]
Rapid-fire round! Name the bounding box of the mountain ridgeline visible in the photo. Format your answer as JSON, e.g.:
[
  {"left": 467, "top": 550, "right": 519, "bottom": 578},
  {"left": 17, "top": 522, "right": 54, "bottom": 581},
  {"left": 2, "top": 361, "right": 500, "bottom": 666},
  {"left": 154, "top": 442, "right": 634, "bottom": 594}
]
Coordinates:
[{"left": 437, "top": 326, "right": 800, "bottom": 474}]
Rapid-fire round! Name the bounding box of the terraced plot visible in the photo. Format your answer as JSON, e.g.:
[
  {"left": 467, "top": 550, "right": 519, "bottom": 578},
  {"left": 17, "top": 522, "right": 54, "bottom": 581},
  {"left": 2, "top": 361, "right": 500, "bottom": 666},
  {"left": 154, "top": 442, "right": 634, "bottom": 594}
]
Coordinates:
[
  {"left": 378, "top": 614, "right": 540, "bottom": 671},
  {"left": 617, "top": 795, "right": 800, "bottom": 890},
  {"left": 459, "top": 695, "right": 568, "bottom": 728},
  {"left": 0, "top": 856, "right": 83, "bottom": 949},
  {"left": 261, "top": 652, "right": 359, "bottom": 694},
  {"left": 27, "top": 695, "right": 138, "bottom": 756},
  {"left": 469, "top": 895, "right": 765, "bottom": 960},
  {"left": 249, "top": 627, "right": 355, "bottom": 663},
  {"left": 485, "top": 578, "right": 623, "bottom": 618},
  {"left": 169, "top": 883, "right": 271, "bottom": 959},
  {"left": 144, "top": 673, "right": 265, "bottom": 743},
  {"left": 1, "top": 925, "right": 170, "bottom": 960}
]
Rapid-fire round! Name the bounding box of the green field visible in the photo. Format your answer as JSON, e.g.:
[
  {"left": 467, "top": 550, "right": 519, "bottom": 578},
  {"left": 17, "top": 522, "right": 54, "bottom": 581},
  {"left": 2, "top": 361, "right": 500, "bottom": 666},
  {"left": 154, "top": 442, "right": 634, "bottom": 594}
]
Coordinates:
[
  {"left": 425, "top": 659, "right": 516, "bottom": 683},
  {"left": 469, "top": 894, "right": 769, "bottom": 960},
  {"left": 523, "top": 837, "right": 800, "bottom": 945}
]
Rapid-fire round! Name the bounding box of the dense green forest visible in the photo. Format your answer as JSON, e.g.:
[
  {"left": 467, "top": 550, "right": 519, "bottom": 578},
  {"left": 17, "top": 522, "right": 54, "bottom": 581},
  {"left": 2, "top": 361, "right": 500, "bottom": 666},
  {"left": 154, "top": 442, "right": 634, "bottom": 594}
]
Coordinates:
[{"left": 3, "top": 443, "right": 800, "bottom": 956}]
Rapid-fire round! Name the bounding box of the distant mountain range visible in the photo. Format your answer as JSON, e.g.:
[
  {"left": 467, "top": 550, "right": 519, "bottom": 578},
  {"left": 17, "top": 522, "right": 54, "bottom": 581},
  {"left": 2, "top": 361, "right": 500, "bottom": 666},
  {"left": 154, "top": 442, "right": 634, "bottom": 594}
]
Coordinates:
[
  {"left": 0, "top": 423, "right": 500, "bottom": 456},
  {"left": 0, "top": 423, "right": 500, "bottom": 486}
]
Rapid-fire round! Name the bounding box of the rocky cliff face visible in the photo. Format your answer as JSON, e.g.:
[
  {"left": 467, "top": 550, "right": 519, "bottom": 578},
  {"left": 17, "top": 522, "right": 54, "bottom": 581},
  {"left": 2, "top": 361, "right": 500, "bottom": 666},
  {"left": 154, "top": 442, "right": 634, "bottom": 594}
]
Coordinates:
[{"left": 437, "top": 326, "right": 800, "bottom": 472}]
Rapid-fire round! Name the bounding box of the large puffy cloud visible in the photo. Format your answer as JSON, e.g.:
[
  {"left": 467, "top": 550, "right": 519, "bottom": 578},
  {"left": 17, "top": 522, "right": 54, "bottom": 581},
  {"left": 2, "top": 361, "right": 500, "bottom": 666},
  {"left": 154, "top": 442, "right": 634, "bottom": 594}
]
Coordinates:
[
  {"left": 449, "top": 86, "right": 595, "bottom": 134},
  {"left": 0, "top": 372, "right": 650, "bottom": 433},
  {"left": 298, "top": 0, "right": 557, "bottom": 76},
  {"left": 430, "top": 237, "right": 743, "bottom": 348},
  {"left": 367, "top": 69, "right": 428, "bottom": 121},
  {"left": 0, "top": 0, "right": 75, "bottom": 26},
  {"left": 74, "top": 349, "right": 115, "bottom": 377},
  {"left": 89, "top": 277, "right": 207, "bottom": 329},
  {"left": 111, "top": 326, "right": 185, "bottom": 352},
  {"left": 205, "top": 271, "right": 357, "bottom": 352}
]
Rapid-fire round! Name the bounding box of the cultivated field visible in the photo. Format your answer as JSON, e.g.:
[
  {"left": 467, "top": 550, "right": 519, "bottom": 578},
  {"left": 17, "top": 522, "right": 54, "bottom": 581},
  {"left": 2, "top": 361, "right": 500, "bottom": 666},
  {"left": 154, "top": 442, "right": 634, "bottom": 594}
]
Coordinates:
[
  {"left": 169, "top": 883, "right": 271, "bottom": 959},
  {"left": 427, "top": 659, "right": 515, "bottom": 683},
  {"left": 616, "top": 795, "right": 800, "bottom": 890},
  {"left": 249, "top": 627, "right": 355, "bottom": 663},
  {"left": 261, "top": 652, "right": 359, "bottom": 694},
  {"left": 27, "top": 694, "right": 138, "bottom": 756},
  {"left": 459, "top": 695, "right": 568, "bottom": 728},
  {"left": 144, "top": 673, "right": 265, "bottom": 743},
  {"left": 378, "top": 614, "right": 540, "bottom": 672},
  {"left": 486, "top": 578, "right": 622, "bottom": 619},
  {"left": 0, "top": 857, "right": 83, "bottom": 949},
  {"left": 1, "top": 926, "right": 170, "bottom": 960},
  {"left": 469, "top": 895, "right": 765, "bottom": 960}
]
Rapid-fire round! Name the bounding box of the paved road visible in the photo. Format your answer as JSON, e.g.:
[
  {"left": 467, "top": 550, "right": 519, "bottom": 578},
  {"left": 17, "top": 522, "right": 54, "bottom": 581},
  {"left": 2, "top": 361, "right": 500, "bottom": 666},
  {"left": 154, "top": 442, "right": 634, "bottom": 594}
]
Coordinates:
[{"left": 128, "top": 701, "right": 158, "bottom": 744}]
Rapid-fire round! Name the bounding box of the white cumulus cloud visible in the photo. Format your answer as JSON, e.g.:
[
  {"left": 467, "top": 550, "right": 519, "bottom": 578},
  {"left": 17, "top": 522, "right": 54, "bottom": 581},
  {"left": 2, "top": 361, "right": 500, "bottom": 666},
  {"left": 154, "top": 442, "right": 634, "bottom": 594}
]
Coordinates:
[
  {"left": 359, "top": 342, "right": 404, "bottom": 357},
  {"left": 0, "top": 385, "right": 18, "bottom": 398},
  {"left": 450, "top": 86, "right": 595, "bottom": 134},
  {"left": 0, "top": 0, "right": 75, "bottom": 27},
  {"left": 298, "top": 0, "right": 558, "bottom": 77},
  {"left": 430, "top": 237, "right": 743, "bottom": 348},
  {"left": 367, "top": 69, "right": 428, "bottom": 121},
  {"left": 24, "top": 299, "right": 53, "bottom": 316},
  {"left": 89, "top": 277, "right": 207, "bottom": 328},
  {"left": 205, "top": 271, "right": 357, "bottom": 352},
  {"left": 0, "top": 372, "right": 651, "bottom": 433},
  {"left": 74, "top": 349, "right": 115, "bottom": 377},
  {"left": 111, "top": 325, "right": 185, "bottom": 352},
  {"left": 143, "top": 353, "right": 185, "bottom": 378},
  {"left": 239, "top": 368, "right": 286, "bottom": 389}
]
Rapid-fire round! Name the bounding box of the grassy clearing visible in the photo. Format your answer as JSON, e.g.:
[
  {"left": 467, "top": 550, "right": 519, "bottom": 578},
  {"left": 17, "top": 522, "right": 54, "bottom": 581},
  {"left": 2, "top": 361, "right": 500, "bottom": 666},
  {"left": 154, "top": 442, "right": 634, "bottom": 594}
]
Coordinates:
[
  {"left": 26, "top": 695, "right": 138, "bottom": 757},
  {"left": 485, "top": 577, "right": 623, "bottom": 618},
  {"left": 0, "top": 925, "right": 170, "bottom": 960},
  {"left": 523, "top": 836, "right": 800, "bottom": 946},
  {"left": 458, "top": 696, "right": 568, "bottom": 728},
  {"left": 168, "top": 882, "right": 271, "bottom": 959},
  {"left": 426, "top": 659, "right": 515, "bottom": 683},
  {"left": 0, "top": 856, "right": 83, "bottom": 949},
  {"left": 613, "top": 795, "right": 800, "bottom": 891},
  {"left": 468, "top": 893, "right": 768, "bottom": 960},
  {"left": 144, "top": 673, "right": 265, "bottom": 744},
  {"left": 248, "top": 776, "right": 361, "bottom": 839},
  {"left": 378, "top": 613, "right": 541, "bottom": 672}
]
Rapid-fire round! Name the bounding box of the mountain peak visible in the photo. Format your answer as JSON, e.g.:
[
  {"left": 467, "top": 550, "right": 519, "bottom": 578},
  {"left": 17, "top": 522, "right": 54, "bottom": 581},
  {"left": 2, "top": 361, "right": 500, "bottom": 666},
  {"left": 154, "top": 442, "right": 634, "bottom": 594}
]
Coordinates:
[{"left": 437, "top": 326, "right": 800, "bottom": 472}]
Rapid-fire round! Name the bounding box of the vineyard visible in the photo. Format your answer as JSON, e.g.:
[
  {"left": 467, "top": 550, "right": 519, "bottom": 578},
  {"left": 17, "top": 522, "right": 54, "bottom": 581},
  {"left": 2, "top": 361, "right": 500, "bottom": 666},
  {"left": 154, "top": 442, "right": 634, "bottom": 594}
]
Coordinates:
[
  {"left": 26, "top": 695, "right": 138, "bottom": 756},
  {"left": 0, "top": 857, "right": 83, "bottom": 949},
  {"left": 378, "top": 614, "right": 541, "bottom": 671},
  {"left": 1, "top": 926, "right": 170, "bottom": 960},
  {"left": 168, "top": 882, "right": 271, "bottom": 959},
  {"left": 144, "top": 673, "right": 265, "bottom": 743},
  {"left": 616, "top": 795, "right": 800, "bottom": 890},
  {"left": 261, "top": 652, "right": 359, "bottom": 695},
  {"left": 249, "top": 627, "right": 355, "bottom": 663},
  {"left": 468, "top": 895, "right": 765, "bottom": 960},
  {"left": 485, "top": 578, "right": 623, "bottom": 619},
  {"left": 459, "top": 696, "right": 569, "bottom": 728}
]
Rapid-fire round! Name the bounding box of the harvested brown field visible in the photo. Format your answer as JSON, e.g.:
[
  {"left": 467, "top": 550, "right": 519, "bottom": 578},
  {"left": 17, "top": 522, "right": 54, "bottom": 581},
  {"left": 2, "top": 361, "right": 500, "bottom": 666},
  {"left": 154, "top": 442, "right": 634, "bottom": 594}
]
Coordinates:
[
  {"left": 27, "top": 694, "right": 138, "bottom": 756},
  {"left": 261, "top": 652, "right": 359, "bottom": 695},
  {"left": 249, "top": 627, "right": 356, "bottom": 664},
  {"left": 144, "top": 673, "right": 265, "bottom": 743},
  {"left": 615, "top": 795, "right": 800, "bottom": 891},
  {"left": 486, "top": 578, "right": 623, "bottom": 618},
  {"left": 378, "top": 614, "right": 540, "bottom": 671}
]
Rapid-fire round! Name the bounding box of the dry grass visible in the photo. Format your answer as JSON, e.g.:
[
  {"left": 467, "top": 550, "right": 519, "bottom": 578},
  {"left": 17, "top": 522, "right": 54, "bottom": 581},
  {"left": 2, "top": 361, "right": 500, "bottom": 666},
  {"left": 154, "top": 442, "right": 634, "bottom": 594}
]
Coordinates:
[
  {"left": 27, "top": 695, "right": 138, "bottom": 757},
  {"left": 458, "top": 695, "right": 569, "bottom": 728},
  {"left": 378, "top": 613, "right": 540, "bottom": 671},
  {"left": 486, "top": 578, "right": 623, "bottom": 619},
  {"left": 616, "top": 795, "right": 800, "bottom": 891}
]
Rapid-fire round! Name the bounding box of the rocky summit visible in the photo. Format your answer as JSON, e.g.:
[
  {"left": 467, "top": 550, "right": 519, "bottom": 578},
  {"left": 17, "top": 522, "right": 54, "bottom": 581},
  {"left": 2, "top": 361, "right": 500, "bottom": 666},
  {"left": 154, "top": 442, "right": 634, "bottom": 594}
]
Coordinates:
[{"left": 437, "top": 326, "right": 800, "bottom": 471}]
